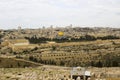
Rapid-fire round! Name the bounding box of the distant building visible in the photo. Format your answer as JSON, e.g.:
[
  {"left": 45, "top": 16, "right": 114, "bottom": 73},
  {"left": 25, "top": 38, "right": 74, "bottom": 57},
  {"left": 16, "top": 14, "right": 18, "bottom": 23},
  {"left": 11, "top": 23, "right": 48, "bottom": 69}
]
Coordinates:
[
  {"left": 2, "top": 39, "right": 38, "bottom": 52},
  {"left": 8, "top": 39, "right": 29, "bottom": 46}
]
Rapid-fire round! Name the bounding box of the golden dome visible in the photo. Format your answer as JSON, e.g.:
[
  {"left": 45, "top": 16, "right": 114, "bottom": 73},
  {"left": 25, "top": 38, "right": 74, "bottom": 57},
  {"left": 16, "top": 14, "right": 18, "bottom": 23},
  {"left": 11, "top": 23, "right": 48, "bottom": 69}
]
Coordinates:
[{"left": 58, "top": 31, "right": 64, "bottom": 36}]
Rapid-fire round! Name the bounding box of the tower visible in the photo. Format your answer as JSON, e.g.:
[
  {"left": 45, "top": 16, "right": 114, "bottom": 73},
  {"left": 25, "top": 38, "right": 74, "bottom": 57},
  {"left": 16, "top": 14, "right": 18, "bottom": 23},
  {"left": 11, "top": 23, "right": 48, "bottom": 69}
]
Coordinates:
[{"left": 18, "top": 26, "right": 21, "bottom": 33}]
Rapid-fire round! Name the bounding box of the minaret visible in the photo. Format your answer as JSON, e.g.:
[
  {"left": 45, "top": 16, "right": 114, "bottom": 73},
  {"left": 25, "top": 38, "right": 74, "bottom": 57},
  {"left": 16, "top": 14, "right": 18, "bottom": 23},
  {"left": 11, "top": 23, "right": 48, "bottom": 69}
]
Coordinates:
[
  {"left": 50, "top": 25, "right": 54, "bottom": 39},
  {"left": 41, "top": 26, "right": 45, "bottom": 37}
]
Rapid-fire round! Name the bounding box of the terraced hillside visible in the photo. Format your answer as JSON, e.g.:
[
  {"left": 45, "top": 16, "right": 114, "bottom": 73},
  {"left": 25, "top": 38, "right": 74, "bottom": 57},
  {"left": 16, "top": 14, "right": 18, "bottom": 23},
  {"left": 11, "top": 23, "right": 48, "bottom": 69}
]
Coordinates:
[{"left": 17, "top": 39, "right": 120, "bottom": 67}]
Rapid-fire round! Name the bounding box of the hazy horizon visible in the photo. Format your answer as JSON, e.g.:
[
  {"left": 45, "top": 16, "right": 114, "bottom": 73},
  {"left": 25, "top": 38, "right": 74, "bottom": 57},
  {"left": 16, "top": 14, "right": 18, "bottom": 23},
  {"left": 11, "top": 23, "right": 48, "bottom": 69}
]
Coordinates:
[
  {"left": 1, "top": 25, "right": 120, "bottom": 30},
  {"left": 0, "top": 0, "right": 120, "bottom": 29}
]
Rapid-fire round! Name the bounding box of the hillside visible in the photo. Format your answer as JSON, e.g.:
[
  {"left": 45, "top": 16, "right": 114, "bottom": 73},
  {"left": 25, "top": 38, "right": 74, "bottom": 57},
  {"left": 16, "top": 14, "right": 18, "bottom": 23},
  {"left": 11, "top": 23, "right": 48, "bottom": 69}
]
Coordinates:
[
  {"left": 15, "top": 39, "right": 120, "bottom": 67},
  {"left": 0, "top": 57, "right": 41, "bottom": 68}
]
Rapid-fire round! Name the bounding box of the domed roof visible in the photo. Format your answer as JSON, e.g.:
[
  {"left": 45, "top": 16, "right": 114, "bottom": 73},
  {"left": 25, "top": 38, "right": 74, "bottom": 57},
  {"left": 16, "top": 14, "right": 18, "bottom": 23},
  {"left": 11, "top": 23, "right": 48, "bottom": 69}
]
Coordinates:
[{"left": 58, "top": 31, "right": 64, "bottom": 36}]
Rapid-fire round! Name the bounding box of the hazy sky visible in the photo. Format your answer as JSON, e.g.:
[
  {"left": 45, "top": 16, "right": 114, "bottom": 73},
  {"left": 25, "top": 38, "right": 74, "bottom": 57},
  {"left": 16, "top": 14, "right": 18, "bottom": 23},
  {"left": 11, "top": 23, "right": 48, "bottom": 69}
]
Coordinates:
[{"left": 0, "top": 0, "right": 120, "bottom": 29}]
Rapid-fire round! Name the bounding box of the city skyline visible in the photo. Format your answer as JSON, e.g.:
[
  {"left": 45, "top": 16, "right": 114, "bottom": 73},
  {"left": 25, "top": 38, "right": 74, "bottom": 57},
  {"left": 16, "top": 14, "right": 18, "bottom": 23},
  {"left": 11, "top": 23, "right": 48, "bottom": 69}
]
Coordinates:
[{"left": 0, "top": 0, "right": 120, "bottom": 29}]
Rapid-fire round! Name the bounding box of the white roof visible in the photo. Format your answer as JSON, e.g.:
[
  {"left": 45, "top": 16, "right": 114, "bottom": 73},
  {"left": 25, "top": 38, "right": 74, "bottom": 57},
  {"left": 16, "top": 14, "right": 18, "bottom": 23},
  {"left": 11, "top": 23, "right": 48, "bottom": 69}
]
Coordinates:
[{"left": 85, "top": 71, "right": 91, "bottom": 76}]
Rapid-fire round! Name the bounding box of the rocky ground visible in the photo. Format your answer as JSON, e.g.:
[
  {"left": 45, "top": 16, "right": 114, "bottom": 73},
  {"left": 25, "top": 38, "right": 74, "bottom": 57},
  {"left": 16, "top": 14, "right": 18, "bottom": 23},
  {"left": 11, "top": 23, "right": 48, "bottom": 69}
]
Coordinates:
[{"left": 0, "top": 65, "right": 119, "bottom": 80}]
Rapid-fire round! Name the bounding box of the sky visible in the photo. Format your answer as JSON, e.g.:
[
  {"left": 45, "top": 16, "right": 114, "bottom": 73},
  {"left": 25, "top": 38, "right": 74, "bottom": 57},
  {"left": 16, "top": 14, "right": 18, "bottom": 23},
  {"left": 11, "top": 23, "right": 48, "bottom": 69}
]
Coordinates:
[{"left": 0, "top": 0, "right": 120, "bottom": 29}]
